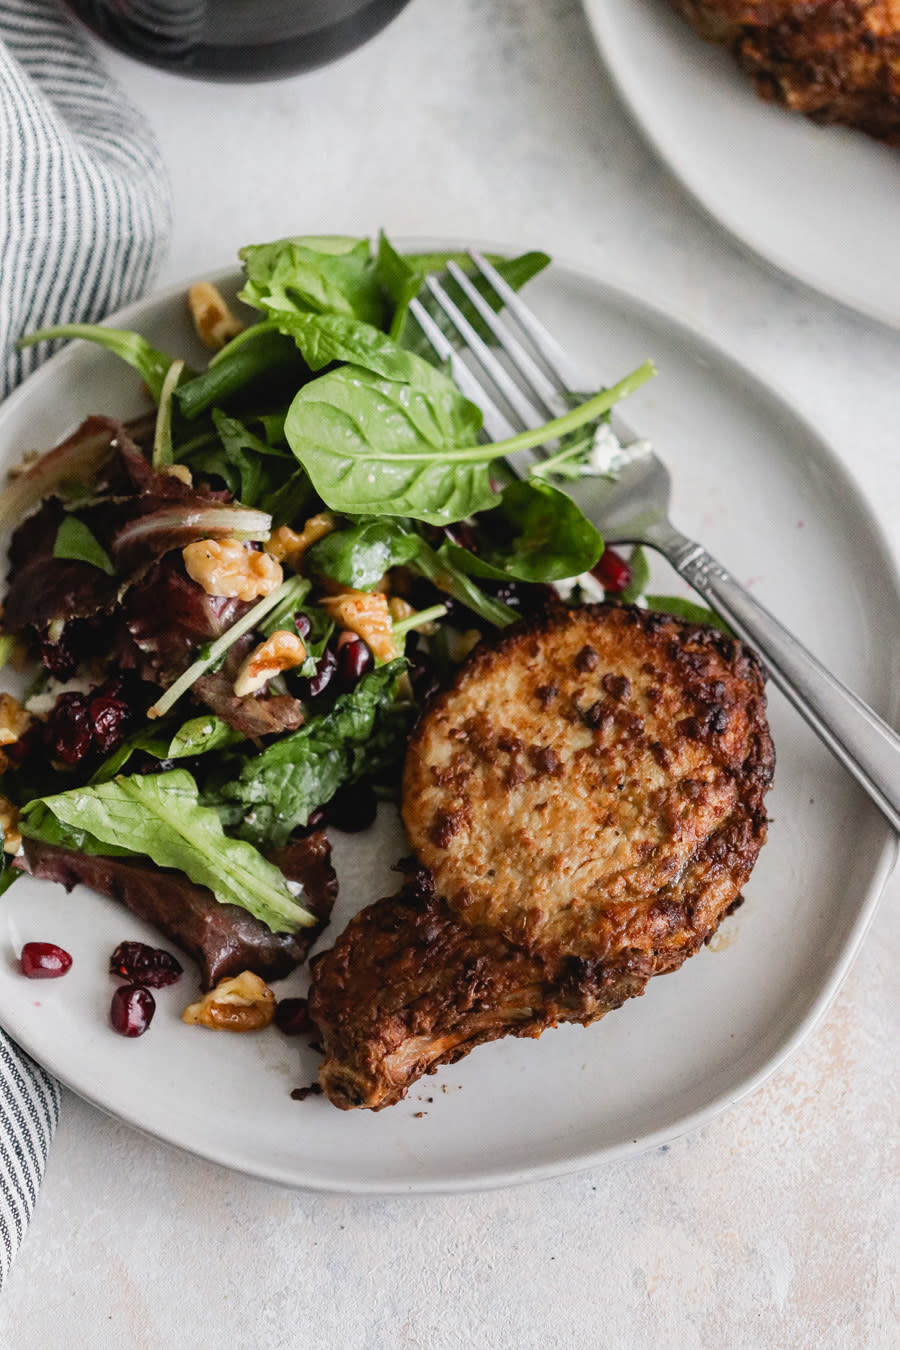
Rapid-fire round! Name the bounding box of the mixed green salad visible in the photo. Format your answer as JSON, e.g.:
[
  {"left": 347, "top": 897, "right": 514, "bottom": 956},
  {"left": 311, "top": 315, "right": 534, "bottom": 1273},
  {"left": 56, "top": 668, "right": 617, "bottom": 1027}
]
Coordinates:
[{"left": 0, "top": 233, "right": 700, "bottom": 944}]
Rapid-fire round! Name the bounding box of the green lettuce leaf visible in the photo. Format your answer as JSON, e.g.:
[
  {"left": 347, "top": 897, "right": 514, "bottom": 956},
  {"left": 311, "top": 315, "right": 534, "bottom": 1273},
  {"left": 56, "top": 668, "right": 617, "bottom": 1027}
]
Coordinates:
[
  {"left": 53, "top": 516, "right": 115, "bottom": 575},
  {"left": 22, "top": 770, "right": 314, "bottom": 931}
]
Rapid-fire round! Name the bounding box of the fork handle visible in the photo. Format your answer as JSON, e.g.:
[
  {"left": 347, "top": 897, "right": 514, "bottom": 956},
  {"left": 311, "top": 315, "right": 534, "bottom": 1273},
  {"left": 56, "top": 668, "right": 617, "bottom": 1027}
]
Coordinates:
[{"left": 657, "top": 530, "right": 900, "bottom": 834}]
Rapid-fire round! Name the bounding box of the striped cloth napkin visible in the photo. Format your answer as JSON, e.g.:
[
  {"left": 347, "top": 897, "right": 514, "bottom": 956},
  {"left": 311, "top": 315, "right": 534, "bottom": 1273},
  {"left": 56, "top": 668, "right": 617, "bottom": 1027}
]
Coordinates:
[{"left": 0, "top": 0, "right": 169, "bottom": 1286}]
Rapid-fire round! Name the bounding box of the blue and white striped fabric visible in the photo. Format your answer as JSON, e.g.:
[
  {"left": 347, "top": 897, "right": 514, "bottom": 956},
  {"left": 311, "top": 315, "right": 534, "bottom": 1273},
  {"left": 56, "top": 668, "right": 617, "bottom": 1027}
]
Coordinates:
[
  {"left": 1, "top": 0, "right": 170, "bottom": 397},
  {"left": 0, "top": 0, "right": 170, "bottom": 1285}
]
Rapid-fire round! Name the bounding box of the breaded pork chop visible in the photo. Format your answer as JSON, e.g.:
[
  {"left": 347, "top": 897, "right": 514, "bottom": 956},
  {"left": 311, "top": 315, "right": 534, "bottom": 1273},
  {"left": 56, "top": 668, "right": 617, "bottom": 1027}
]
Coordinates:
[
  {"left": 308, "top": 605, "right": 774, "bottom": 1110},
  {"left": 668, "top": 1, "right": 900, "bottom": 144}
]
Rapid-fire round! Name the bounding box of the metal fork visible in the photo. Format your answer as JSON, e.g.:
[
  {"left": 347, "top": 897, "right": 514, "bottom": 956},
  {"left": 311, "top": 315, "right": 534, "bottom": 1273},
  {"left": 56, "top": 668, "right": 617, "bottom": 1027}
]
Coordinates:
[{"left": 409, "top": 253, "right": 900, "bottom": 834}]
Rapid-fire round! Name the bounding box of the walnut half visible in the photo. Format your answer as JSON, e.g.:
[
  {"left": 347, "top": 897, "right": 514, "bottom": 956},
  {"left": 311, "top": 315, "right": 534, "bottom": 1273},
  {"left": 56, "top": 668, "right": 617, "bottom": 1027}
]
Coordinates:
[{"left": 182, "top": 971, "right": 276, "bottom": 1032}]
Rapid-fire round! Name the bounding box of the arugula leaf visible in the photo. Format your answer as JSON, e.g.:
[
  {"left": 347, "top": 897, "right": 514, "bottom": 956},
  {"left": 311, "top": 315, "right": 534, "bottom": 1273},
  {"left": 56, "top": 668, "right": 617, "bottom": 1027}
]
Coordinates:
[
  {"left": 220, "top": 661, "right": 408, "bottom": 847},
  {"left": 444, "top": 480, "right": 603, "bottom": 583},
  {"left": 23, "top": 771, "right": 314, "bottom": 931},
  {"left": 239, "top": 236, "right": 384, "bottom": 328},
  {"left": 285, "top": 361, "right": 654, "bottom": 526},
  {"left": 17, "top": 324, "right": 180, "bottom": 402},
  {"left": 645, "top": 594, "right": 734, "bottom": 636},
  {"left": 52, "top": 516, "right": 115, "bottom": 575}
]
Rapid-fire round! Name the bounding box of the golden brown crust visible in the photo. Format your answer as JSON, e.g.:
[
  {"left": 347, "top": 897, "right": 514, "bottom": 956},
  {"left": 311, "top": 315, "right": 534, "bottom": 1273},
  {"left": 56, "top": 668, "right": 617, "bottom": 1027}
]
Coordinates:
[
  {"left": 668, "top": 0, "right": 900, "bottom": 144},
  {"left": 403, "top": 604, "right": 773, "bottom": 962}
]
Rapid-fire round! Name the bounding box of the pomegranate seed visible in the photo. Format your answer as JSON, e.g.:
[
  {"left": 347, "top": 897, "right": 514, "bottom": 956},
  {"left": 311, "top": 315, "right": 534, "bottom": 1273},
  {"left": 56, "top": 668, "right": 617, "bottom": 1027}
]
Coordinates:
[
  {"left": 274, "top": 997, "right": 314, "bottom": 1036},
  {"left": 335, "top": 637, "right": 373, "bottom": 692},
  {"left": 592, "top": 547, "right": 632, "bottom": 595},
  {"left": 20, "top": 942, "right": 72, "bottom": 979},
  {"left": 110, "top": 985, "right": 155, "bottom": 1037},
  {"left": 109, "top": 941, "right": 183, "bottom": 988}
]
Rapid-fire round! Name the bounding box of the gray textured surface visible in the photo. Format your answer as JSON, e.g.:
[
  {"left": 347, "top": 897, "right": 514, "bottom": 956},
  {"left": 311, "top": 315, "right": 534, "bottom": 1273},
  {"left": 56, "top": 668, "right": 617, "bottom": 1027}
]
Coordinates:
[{"left": 1, "top": 1, "right": 897, "bottom": 1344}]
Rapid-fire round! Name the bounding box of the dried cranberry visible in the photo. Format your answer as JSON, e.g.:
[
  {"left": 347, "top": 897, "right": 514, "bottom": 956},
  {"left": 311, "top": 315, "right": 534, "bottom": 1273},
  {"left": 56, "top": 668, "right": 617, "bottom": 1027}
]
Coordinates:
[
  {"left": 592, "top": 547, "right": 632, "bottom": 595},
  {"left": 306, "top": 808, "right": 325, "bottom": 830},
  {"left": 110, "top": 985, "right": 155, "bottom": 1037},
  {"left": 335, "top": 638, "right": 373, "bottom": 692},
  {"left": 109, "top": 941, "right": 183, "bottom": 988},
  {"left": 20, "top": 942, "right": 72, "bottom": 979},
  {"left": 89, "top": 696, "right": 131, "bottom": 754},
  {"left": 38, "top": 628, "right": 78, "bottom": 680},
  {"left": 274, "top": 997, "right": 314, "bottom": 1036},
  {"left": 48, "top": 692, "right": 93, "bottom": 765},
  {"left": 326, "top": 781, "right": 378, "bottom": 832}
]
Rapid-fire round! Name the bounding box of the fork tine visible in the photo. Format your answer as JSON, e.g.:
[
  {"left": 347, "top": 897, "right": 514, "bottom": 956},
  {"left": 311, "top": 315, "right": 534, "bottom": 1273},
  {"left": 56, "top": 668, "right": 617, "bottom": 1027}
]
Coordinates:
[
  {"left": 468, "top": 250, "right": 589, "bottom": 392},
  {"left": 423, "top": 274, "right": 545, "bottom": 432},
  {"left": 444, "top": 260, "right": 568, "bottom": 420},
  {"left": 408, "top": 297, "right": 517, "bottom": 443}
]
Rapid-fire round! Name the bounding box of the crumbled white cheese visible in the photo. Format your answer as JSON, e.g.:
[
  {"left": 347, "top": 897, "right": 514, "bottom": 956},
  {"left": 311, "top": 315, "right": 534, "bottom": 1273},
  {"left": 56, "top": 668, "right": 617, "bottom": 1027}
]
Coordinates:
[{"left": 25, "top": 675, "right": 95, "bottom": 716}]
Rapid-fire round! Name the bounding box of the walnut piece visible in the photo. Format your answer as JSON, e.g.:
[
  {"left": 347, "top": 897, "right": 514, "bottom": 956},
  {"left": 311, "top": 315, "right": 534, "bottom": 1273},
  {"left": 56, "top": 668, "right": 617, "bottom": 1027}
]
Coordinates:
[
  {"left": 0, "top": 794, "right": 21, "bottom": 855},
  {"left": 264, "top": 513, "right": 336, "bottom": 569},
  {"left": 182, "top": 538, "right": 283, "bottom": 601},
  {"left": 187, "top": 282, "right": 245, "bottom": 352},
  {"left": 233, "top": 630, "right": 307, "bottom": 698},
  {"left": 182, "top": 971, "right": 276, "bottom": 1032},
  {"left": 0, "top": 694, "right": 30, "bottom": 747},
  {"left": 164, "top": 463, "right": 193, "bottom": 487},
  {"left": 319, "top": 588, "right": 398, "bottom": 663}
]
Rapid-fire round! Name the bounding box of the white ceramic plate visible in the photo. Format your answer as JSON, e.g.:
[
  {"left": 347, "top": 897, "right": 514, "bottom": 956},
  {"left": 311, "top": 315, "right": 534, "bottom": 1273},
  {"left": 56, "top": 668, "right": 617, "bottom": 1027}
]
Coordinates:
[
  {"left": 0, "top": 254, "right": 897, "bottom": 1193},
  {"left": 583, "top": 0, "right": 900, "bottom": 328}
]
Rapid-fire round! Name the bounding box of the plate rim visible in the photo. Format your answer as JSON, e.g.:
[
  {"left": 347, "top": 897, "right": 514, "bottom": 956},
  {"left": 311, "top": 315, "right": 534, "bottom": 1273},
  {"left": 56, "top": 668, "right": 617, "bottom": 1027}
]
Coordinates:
[
  {"left": 581, "top": 0, "right": 900, "bottom": 332},
  {"left": 0, "top": 243, "right": 897, "bottom": 1193}
]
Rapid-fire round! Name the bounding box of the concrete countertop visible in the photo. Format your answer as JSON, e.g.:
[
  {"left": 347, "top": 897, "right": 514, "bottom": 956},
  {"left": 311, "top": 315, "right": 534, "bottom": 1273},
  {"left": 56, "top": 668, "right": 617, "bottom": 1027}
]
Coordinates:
[{"left": 1, "top": 2, "right": 896, "bottom": 1345}]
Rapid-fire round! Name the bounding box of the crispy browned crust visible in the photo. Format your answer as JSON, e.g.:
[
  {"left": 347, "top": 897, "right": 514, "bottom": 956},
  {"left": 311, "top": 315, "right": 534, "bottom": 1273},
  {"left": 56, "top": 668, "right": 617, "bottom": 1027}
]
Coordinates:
[
  {"left": 669, "top": 0, "right": 900, "bottom": 144},
  {"left": 309, "top": 604, "right": 774, "bottom": 1111},
  {"left": 404, "top": 604, "right": 773, "bottom": 961}
]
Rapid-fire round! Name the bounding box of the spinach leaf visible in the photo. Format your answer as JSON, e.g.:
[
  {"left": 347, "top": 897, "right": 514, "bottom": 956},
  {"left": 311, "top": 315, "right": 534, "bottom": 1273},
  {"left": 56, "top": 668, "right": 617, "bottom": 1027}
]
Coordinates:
[
  {"left": 306, "top": 517, "right": 423, "bottom": 591},
  {"left": 444, "top": 480, "right": 603, "bottom": 583},
  {"left": 376, "top": 235, "right": 551, "bottom": 349},
  {"left": 219, "top": 661, "right": 408, "bottom": 847},
  {"left": 200, "top": 410, "right": 290, "bottom": 505},
  {"left": 23, "top": 770, "right": 314, "bottom": 931},
  {"left": 619, "top": 546, "right": 650, "bottom": 604},
  {"left": 285, "top": 361, "right": 654, "bottom": 526},
  {"left": 239, "top": 236, "right": 384, "bottom": 328},
  {"left": 304, "top": 516, "right": 517, "bottom": 627},
  {"left": 644, "top": 594, "right": 734, "bottom": 636},
  {"left": 52, "top": 516, "right": 115, "bottom": 575},
  {"left": 285, "top": 361, "right": 490, "bottom": 524},
  {"left": 17, "top": 324, "right": 180, "bottom": 402},
  {"left": 259, "top": 467, "right": 316, "bottom": 527},
  {"left": 166, "top": 715, "right": 245, "bottom": 759},
  {"left": 271, "top": 309, "right": 423, "bottom": 377},
  {"left": 90, "top": 714, "right": 244, "bottom": 785}
]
